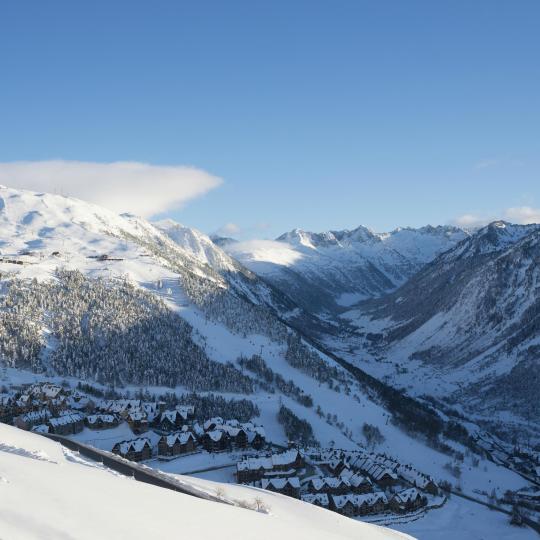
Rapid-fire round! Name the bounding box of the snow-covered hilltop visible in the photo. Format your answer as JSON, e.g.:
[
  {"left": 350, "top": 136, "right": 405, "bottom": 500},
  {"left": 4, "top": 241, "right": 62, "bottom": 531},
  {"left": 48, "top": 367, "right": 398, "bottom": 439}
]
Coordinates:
[{"left": 0, "top": 423, "right": 410, "bottom": 540}]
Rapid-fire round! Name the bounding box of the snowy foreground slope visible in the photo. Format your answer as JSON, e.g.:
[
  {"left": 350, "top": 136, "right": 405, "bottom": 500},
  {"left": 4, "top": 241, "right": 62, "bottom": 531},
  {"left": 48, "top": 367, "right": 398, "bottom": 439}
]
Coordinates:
[{"left": 0, "top": 424, "right": 410, "bottom": 540}]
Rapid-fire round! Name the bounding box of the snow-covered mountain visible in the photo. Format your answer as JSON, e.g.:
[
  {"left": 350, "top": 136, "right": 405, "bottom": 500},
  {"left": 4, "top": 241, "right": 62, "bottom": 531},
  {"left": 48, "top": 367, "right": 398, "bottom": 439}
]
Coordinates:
[
  {"left": 222, "top": 225, "right": 467, "bottom": 318},
  {"left": 1, "top": 186, "right": 539, "bottom": 539},
  {"left": 344, "top": 221, "right": 540, "bottom": 424},
  {"left": 0, "top": 423, "right": 409, "bottom": 540}
]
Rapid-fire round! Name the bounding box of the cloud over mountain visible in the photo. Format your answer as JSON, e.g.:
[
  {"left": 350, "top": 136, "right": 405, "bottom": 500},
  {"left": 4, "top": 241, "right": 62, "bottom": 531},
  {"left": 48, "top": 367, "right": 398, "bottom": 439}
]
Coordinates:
[{"left": 0, "top": 160, "right": 222, "bottom": 217}]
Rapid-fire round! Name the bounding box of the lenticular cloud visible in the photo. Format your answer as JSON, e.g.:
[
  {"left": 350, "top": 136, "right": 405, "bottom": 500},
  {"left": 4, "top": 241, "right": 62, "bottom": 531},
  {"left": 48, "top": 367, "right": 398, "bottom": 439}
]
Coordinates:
[{"left": 0, "top": 160, "right": 222, "bottom": 217}]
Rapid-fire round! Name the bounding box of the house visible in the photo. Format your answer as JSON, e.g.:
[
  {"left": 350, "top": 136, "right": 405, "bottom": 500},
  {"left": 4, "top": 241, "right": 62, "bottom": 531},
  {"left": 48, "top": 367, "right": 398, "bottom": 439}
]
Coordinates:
[
  {"left": 68, "top": 393, "right": 87, "bottom": 410},
  {"left": 261, "top": 477, "right": 300, "bottom": 498},
  {"left": 389, "top": 488, "right": 427, "bottom": 513},
  {"left": 331, "top": 492, "right": 388, "bottom": 517},
  {"left": 247, "top": 430, "right": 265, "bottom": 450},
  {"left": 327, "top": 458, "right": 349, "bottom": 476},
  {"left": 176, "top": 405, "right": 195, "bottom": 421},
  {"left": 301, "top": 493, "right": 330, "bottom": 508},
  {"left": 236, "top": 449, "right": 304, "bottom": 483},
  {"left": 112, "top": 437, "right": 152, "bottom": 462},
  {"left": 272, "top": 449, "right": 304, "bottom": 471},
  {"left": 202, "top": 430, "right": 229, "bottom": 452},
  {"left": 158, "top": 432, "right": 197, "bottom": 456},
  {"left": 203, "top": 417, "right": 224, "bottom": 431},
  {"left": 308, "top": 476, "right": 351, "bottom": 495},
  {"left": 100, "top": 399, "right": 141, "bottom": 418},
  {"left": 47, "top": 413, "right": 84, "bottom": 435},
  {"left": 159, "top": 409, "right": 188, "bottom": 431},
  {"left": 14, "top": 409, "right": 52, "bottom": 430},
  {"left": 85, "top": 414, "right": 119, "bottom": 430},
  {"left": 217, "top": 425, "right": 248, "bottom": 448},
  {"left": 397, "top": 464, "right": 438, "bottom": 495},
  {"left": 344, "top": 472, "right": 373, "bottom": 494},
  {"left": 331, "top": 495, "right": 356, "bottom": 517},
  {"left": 127, "top": 411, "right": 148, "bottom": 434}
]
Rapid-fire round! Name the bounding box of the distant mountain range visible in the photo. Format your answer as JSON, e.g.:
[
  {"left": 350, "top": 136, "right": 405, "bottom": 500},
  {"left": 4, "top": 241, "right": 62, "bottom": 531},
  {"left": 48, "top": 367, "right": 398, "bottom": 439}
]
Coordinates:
[
  {"left": 220, "top": 225, "right": 467, "bottom": 317},
  {"left": 216, "top": 221, "right": 540, "bottom": 427}
]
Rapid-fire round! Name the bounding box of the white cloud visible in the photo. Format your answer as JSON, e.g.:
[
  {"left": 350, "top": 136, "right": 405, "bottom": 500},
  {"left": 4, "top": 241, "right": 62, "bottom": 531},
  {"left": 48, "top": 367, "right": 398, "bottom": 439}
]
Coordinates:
[
  {"left": 452, "top": 206, "right": 540, "bottom": 229},
  {"left": 0, "top": 160, "right": 222, "bottom": 217},
  {"left": 453, "top": 213, "right": 489, "bottom": 228},
  {"left": 503, "top": 206, "right": 540, "bottom": 224},
  {"left": 216, "top": 222, "right": 241, "bottom": 237}
]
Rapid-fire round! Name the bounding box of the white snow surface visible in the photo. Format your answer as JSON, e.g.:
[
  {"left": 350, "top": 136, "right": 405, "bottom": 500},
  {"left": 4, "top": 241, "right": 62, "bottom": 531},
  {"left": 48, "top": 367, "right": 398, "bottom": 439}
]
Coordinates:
[{"left": 0, "top": 424, "right": 411, "bottom": 540}]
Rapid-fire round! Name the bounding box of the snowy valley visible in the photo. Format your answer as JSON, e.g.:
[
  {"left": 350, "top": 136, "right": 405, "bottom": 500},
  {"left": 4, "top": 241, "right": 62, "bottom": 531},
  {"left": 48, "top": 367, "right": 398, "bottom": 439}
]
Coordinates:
[{"left": 0, "top": 186, "right": 539, "bottom": 539}]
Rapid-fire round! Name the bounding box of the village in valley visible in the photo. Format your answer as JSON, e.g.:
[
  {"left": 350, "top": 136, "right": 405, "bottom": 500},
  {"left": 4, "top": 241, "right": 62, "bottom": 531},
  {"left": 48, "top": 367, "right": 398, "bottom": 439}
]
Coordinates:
[{"left": 0, "top": 379, "right": 455, "bottom": 524}]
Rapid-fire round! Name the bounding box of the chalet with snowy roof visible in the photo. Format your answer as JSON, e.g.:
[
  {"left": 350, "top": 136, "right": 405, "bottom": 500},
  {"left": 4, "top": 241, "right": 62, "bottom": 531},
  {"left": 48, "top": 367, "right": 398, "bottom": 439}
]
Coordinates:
[
  {"left": 308, "top": 476, "right": 351, "bottom": 495},
  {"left": 352, "top": 456, "right": 398, "bottom": 488},
  {"left": 159, "top": 409, "right": 187, "bottom": 431},
  {"left": 202, "top": 430, "right": 229, "bottom": 452},
  {"left": 216, "top": 425, "right": 248, "bottom": 448},
  {"left": 47, "top": 412, "right": 84, "bottom": 435},
  {"left": 261, "top": 477, "right": 300, "bottom": 498},
  {"left": 100, "top": 399, "right": 142, "bottom": 417},
  {"left": 141, "top": 402, "right": 163, "bottom": 424},
  {"left": 331, "top": 492, "right": 388, "bottom": 517},
  {"left": 246, "top": 430, "right": 265, "bottom": 450},
  {"left": 397, "top": 465, "right": 438, "bottom": 495},
  {"left": 14, "top": 408, "right": 52, "bottom": 430},
  {"left": 158, "top": 432, "right": 197, "bottom": 456},
  {"left": 85, "top": 414, "right": 119, "bottom": 430},
  {"left": 112, "top": 437, "right": 152, "bottom": 462},
  {"left": 389, "top": 488, "right": 426, "bottom": 514},
  {"left": 340, "top": 471, "right": 373, "bottom": 494},
  {"left": 127, "top": 410, "right": 149, "bottom": 434},
  {"left": 301, "top": 493, "right": 330, "bottom": 508},
  {"left": 327, "top": 458, "right": 349, "bottom": 476},
  {"left": 67, "top": 392, "right": 96, "bottom": 413},
  {"left": 236, "top": 449, "right": 304, "bottom": 483},
  {"left": 176, "top": 405, "right": 195, "bottom": 421},
  {"left": 203, "top": 417, "right": 224, "bottom": 431},
  {"left": 273, "top": 449, "right": 304, "bottom": 470}
]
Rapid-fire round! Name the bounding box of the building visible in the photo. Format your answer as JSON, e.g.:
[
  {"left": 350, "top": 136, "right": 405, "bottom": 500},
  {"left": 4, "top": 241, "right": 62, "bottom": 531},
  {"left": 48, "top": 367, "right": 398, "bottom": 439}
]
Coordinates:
[
  {"left": 47, "top": 413, "right": 84, "bottom": 435},
  {"left": 85, "top": 414, "right": 119, "bottom": 430},
  {"left": 389, "top": 488, "right": 427, "bottom": 513},
  {"left": 202, "top": 430, "right": 229, "bottom": 452},
  {"left": 127, "top": 411, "right": 149, "bottom": 434},
  {"left": 236, "top": 449, "right": 304, "bottom": 483},
  {"left": 14, "top": 409, "right": 52, "bottom": 430},
  {"left": 261, "top": 477, "right": 300, "bottom": 498},
  {"left": 158, "top": 432, "right": 197, "bottom": 457},
  {"left": 112, "top": 437, "right": 152, "bottom": 462},
  {"left": 301, "top": 493, "right": 330, "bottom": 508}
]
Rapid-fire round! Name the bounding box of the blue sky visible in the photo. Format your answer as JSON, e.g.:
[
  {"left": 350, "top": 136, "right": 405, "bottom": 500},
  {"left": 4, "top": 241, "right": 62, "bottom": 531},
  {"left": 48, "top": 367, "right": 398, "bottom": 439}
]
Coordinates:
[{"left": 1, "top": 1, "right": 539, "bottom": 238}]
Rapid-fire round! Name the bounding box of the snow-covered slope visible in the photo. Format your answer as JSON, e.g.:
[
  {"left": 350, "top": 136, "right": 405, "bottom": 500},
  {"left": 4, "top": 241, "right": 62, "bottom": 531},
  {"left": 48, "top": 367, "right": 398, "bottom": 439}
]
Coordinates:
[
  {"left": 223, "top": 225, "right": 467, "bottom": 318},
  {"left": 0, "top": 424, "right": 410, "bottom": 540},
  {"left": 344, "top": 221, "right": 540, "bottom": 423}
]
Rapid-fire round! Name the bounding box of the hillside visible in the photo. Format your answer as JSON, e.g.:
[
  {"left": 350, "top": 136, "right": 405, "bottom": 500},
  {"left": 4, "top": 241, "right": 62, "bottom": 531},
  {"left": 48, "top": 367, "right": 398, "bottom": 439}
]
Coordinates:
[
  {"left": 1, "top": 186, "right": 539, "bottom": 539},
  {"left": 342, "top": 222, "right": 540, "bottom": 426},
  {"left": 0, "top": 423, "right": 410, "bottom": 540}
]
